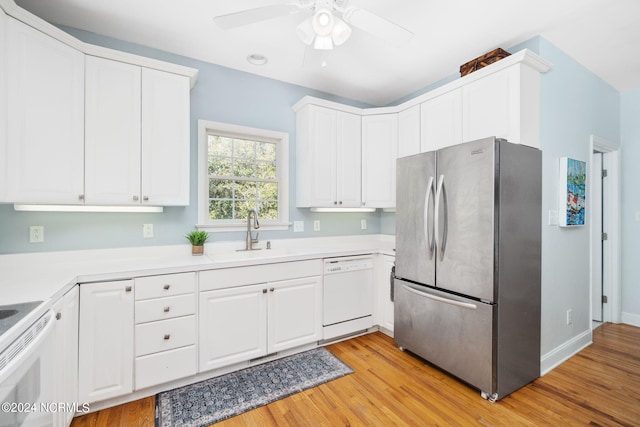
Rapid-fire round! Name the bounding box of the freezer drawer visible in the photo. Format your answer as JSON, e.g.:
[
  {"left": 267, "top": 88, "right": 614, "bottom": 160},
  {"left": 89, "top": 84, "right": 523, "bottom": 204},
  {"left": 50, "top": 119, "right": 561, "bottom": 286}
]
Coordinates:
[{"left": 394, "top": 278, "right": 494, "bottom": 395}]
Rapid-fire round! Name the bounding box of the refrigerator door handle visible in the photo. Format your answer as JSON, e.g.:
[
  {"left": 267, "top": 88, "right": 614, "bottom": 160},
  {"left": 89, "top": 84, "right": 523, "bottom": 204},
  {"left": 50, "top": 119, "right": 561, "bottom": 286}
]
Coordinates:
[
  {"left": 402, "top": 283, "right": 477, "bottom": 310},
  {"left": 424, "top": 176, "right": 435, "bottom": 259},
  {"left": 434, "top": 174, "right": 449, "bottom": 260}
]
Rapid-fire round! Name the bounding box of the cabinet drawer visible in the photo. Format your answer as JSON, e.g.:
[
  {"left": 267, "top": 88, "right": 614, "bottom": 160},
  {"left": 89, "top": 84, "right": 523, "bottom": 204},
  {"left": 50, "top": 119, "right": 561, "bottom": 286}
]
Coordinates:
[
  {"left": 135, "top": 315, "right": 196, "bottom": 356},
  {"left": 135, "top": 294, "right": 195, "bottom": 324},
  {"left": 135, "top": 345, "right": 196, "bottom": 390},
  {"left": 135, "top": 272, "right": 196, "bottom": 300}
]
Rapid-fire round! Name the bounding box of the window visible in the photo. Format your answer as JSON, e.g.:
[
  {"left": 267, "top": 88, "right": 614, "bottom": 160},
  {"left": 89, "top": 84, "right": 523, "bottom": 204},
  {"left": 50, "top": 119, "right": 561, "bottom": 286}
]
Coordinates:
[{"left": 198, "top": 120, "right": 289, "bottom": 230}]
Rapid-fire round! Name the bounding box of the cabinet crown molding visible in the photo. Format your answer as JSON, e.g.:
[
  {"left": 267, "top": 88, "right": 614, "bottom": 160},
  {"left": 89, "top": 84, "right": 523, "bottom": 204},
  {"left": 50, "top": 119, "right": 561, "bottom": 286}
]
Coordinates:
[
  {"left": 0, "top": 0, "right": 199, "bottom": 88},
  {"left": 293, "top": 49, "right": 551, "bottom": 115}
]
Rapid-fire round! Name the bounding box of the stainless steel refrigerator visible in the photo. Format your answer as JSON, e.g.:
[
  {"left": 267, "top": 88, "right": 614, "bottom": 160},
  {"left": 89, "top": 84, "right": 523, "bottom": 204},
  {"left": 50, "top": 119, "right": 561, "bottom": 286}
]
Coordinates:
[{"left": 394, "top": 136, "right": 541, "bottom": 401}]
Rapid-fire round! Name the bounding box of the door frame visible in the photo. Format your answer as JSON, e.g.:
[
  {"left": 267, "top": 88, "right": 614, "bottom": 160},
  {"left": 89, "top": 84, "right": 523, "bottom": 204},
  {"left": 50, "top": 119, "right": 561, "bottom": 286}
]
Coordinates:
[{"left": 589, "top": 135, "right": 621, "bottom": 325}]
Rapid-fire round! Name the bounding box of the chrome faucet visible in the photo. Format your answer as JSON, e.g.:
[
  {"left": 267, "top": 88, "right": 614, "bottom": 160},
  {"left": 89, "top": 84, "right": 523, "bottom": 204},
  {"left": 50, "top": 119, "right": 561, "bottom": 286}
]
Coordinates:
[{"left": 243, "top": 209, "right": 260, "bottom": 251}]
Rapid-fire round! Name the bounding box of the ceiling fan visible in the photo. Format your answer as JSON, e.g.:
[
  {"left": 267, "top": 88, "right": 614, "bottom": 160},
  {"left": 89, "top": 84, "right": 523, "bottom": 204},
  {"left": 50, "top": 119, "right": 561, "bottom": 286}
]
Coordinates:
[{"left": 213, "top": 0, "right": 414, "bottom": 51}]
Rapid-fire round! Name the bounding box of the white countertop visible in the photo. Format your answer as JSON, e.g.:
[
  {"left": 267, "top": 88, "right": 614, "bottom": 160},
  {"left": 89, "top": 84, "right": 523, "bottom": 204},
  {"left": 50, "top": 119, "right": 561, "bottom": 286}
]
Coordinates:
[{"left": 0, "top": 234, "right": 394, "bottom": 351}]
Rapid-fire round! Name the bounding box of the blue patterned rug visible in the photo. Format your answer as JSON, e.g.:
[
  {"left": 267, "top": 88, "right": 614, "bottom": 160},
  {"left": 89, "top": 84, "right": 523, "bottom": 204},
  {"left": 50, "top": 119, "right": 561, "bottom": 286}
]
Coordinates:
[{"left": 155, "top": 347, "right": 353, "bottom": 426}]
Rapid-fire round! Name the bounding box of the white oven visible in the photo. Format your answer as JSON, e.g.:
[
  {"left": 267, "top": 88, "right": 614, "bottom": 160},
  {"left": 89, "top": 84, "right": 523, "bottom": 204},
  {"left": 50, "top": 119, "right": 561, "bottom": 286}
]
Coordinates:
[{"left": 0, "top": 311, "right": 55, "bottom": 427}]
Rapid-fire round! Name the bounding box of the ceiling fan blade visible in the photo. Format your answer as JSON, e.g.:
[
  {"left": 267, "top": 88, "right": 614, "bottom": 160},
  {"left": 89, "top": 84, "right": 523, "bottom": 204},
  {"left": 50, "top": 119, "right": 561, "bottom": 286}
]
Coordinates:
[
  {"left": 343, "top": 7, "right": 413, "bottom": 45},
  {"left": 214, "top": 4, "right": 302, "bottom": 30}
]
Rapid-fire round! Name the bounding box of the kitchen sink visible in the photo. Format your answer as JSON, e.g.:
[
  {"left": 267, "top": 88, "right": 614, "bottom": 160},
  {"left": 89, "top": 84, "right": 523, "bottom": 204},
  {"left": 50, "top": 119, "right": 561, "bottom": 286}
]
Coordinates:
[{"left": 207, "top": 247, "right": 299, "bottom": 262}]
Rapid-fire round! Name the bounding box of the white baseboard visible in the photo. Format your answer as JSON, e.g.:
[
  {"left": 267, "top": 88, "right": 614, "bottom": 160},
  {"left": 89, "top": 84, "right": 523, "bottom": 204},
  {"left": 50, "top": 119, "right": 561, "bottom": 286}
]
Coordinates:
[
  {"left": 621, "top": 312, "right": 640, "bottom": 327},
  {"left": 540, "top": 329, "right": 592, "bottom": 375}
]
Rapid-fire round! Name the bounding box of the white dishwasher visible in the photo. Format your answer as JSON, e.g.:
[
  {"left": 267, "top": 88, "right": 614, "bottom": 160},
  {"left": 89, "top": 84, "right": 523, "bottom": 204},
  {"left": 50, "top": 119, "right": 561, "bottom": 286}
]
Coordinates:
[{"left": 323, "top": 255, "right": 374, "bottom": 340}]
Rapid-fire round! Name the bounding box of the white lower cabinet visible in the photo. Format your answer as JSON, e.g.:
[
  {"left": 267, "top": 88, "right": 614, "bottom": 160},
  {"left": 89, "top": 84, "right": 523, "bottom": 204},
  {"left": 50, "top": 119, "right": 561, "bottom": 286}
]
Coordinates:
[
  {"left": 78, "top": 280, "right": 134, "bottom": 404},
  {"left": 133, "top": 273, "right": 197, "bottom": 390},
  {"left": 52, "top": 285, "right": 79, "bottom": 427},
  {"left": 377, "top": 255, "right": 395, "bottom": 335},
  {"left": 198, "top": 262, "right": 323, "bottom": 373}
]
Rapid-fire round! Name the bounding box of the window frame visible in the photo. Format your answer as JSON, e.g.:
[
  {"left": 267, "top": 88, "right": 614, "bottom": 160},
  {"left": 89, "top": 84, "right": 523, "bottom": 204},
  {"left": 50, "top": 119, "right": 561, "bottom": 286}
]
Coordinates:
[{"left": 197, "top": 120, "right": 289, "bottom": 231}]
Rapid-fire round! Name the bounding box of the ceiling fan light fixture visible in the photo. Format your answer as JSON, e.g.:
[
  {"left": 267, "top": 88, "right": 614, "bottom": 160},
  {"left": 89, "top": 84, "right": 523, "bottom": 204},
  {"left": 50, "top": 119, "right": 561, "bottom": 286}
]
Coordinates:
[
  {"left": 312, "top": 9, "right": 334, "bottom": 36},
  {"left": 331, "top": 17, "right": 352, "bottom": 46},
  {"left": 313, "top": 35, "right": 333, "bottom": 50},
  {"left": 296, "top": 16, "right": 315, "bottom": 45}
]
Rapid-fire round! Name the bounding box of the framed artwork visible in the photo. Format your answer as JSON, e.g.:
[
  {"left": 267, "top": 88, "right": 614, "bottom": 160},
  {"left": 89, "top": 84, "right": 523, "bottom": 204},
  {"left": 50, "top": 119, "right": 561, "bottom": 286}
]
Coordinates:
[{"left": 559, "top": 157, "right": 587, "bottom": 227}]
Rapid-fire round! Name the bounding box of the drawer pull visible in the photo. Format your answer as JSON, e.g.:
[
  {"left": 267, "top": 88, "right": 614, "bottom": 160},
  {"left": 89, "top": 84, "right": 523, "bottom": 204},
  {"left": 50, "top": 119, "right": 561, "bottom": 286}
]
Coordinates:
[
  {"left": 262, "top": 289, "right": 267, "bottom": 294},
  {"left": 163, "top": 284, "right": 171, "bottom": 290},
  {"left": 270, "top": 287, "right": 275, "bottom": 292},
  {"left": 163, "top": 334, "right": 171, "bottom": 340},
  {"left": 163, "top": 306, "right": 171, "bottom": 313},
  {"left": 125, "top": 286, "right": 132, "bottom": 292}
]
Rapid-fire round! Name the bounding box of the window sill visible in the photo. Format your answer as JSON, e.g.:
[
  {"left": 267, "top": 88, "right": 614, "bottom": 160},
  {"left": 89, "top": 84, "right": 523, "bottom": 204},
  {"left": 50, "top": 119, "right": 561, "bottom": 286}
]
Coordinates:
[{"left": 196, "top": 222, "right": 291, "bottom": 233}]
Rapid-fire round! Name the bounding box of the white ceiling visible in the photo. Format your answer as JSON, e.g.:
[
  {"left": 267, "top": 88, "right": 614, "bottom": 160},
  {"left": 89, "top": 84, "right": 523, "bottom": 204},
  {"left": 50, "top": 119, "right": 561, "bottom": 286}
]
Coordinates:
[{"left": 13, "top": 0, "right": 640, "bottom": 106}]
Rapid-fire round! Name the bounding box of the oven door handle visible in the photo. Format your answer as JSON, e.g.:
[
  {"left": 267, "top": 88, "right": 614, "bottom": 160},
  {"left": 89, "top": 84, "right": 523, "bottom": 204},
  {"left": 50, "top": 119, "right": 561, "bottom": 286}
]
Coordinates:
[{"left": 0, "top": 310, "right": 55, "bottom": 384}]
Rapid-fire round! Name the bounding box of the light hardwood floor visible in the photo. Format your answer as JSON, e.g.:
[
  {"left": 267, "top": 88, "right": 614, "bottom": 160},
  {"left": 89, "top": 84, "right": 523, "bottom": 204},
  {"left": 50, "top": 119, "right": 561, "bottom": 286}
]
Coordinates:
[{"left": 71, "top": 323, "right": 640, "bottom": 426}]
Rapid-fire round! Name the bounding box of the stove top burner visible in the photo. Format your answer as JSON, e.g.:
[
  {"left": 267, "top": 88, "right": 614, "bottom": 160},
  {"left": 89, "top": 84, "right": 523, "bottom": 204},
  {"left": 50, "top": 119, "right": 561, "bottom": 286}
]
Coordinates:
[{"left": 0, "top": 301, "right": 43, "bottom": 338}]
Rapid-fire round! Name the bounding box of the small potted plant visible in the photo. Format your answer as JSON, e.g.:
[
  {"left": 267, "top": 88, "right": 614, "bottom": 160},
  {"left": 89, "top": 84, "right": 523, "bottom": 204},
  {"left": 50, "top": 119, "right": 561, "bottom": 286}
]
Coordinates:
[{"left": 185, "top": 230, "right": 209, "bottom": 256}]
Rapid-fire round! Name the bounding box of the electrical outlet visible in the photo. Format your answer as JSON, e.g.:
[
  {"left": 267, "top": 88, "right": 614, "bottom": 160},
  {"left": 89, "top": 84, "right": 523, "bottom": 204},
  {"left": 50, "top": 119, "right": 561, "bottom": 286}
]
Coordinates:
[
  {"left": 313, "top": 220, "right": 320, "bottom": 231},
  {"left": 566, "top": 309, "right": 573, "bottom": 325},
  {"left": 293, "top": 221, "right": 304, "bottom": 232},
  {"left": 143, "top": 223, "right": 154, "bottom": 238},
  {"left": 361, "top": 219, "right": 367, "bottom": 230},
  {"left": 29, "top": 226, "right": 44, "bottom": 243}
]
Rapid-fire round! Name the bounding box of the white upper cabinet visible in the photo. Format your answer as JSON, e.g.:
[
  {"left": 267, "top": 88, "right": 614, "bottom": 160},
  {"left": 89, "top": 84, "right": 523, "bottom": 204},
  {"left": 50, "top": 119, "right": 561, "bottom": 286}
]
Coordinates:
[
  {"left": 420, "top": 89, "right": 462, "bottom": 152},
  {"left": 0, "top": 6, "right": 197, "bottom": 206},
  {"left": 398, "top": 104, "right": 421, "bottom": 158},
  {"left": 295, "top": 104, "right": 361, "bottom": 208},
  {"left": 362, "top": 114, "right": 398, "bottom": 208},
  {"left": 462, "top": 62, "right": 542, "bottom": 148},
  {"left": 85, "top": 59, "right": 191, "bottom": 206},
  {"left": 141, "top": 68, "right": 191, "bottom": 206},
  {"left": 5, "top": 17, "right": 85, "bottom": 204},
  {"left": 85, "top": 56, "right": 142, "bottom": 205}
]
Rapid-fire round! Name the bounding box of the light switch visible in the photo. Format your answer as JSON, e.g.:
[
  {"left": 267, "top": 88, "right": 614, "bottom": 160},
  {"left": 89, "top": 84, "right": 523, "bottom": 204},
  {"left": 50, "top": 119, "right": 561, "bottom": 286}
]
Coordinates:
[
  {"left": 635, "top": 211, "right": 640, "bottom": 222},
  {"left": 293, "top": 221, "right": 304, "bottom": 232},
  {"left": 548, "top": 210, "right": 558, "bottom": 226}
]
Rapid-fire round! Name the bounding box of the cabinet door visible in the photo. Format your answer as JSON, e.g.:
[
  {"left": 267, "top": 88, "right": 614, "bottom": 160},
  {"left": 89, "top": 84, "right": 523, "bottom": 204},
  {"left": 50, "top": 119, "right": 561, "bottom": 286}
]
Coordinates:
[
  {"left": 378, "top": 256, "right": 395, "bottom": 334},
  {"left": 268, "top": 276, "right": 322, "bottom": 353},
  {"left": 462, "top": 68, "right": 517, "bottom": 143},
  {"left": 306, "top": 105, "right": 337, "bottom": 207},
  {"left": 141, "top": 68, "right": 190, "bottom": 206},
  {"left": 85, "top": 56, "right": 141, "bottom": 205},
  {"left": 53, "top": 286, "right": 79, "bottom": 427},
  {"left": 362, "top": 114, "right": 398, "bottom": 208},
  {"left": 335, "top": 111, "right": 361, "bottom": 207},
  {"left": 6, "top": 17, "right": 84, "bottom": 204},
  {"left": 199, "top": 284, "right": 267, "bottom": 372},
  {"left": 420, "top": 89, "right": 462, "bottom": 152},
  {"left": 78, "top": 280, "right": 134, "bottom": 403},
  {"left": 398, "top": 104, "right": 421, "bottom": 157}
]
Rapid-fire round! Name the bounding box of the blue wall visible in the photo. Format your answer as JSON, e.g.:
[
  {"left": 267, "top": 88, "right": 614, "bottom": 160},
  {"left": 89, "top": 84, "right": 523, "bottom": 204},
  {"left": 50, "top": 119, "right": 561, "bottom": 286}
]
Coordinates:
[
  {"left": 0, "top": 27, "right": 380, "bottom": 254},
  {"left": 621, "top": 89, "right": 640, "bottom": 321}
]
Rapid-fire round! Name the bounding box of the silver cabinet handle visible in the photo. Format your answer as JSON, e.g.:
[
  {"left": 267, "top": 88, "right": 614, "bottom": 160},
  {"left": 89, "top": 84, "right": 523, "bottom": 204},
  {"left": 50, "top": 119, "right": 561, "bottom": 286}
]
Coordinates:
[
  {"left": 424, "top": 176, "right": 435, "bottom": 260},
  {"left": 163, "top": 284, "right": 171, "bottom": 290},
  {"left": 133, "top": 195, "right": 139, "bottom": 201},
  {"left": 125, "top": 286, "right": 132, "bottom": 292},
  {"left": 163, "top": 334, "right": 170, "bottom": 340},
  {"left": 163, "top": 307, "right": 170, "bottom": 313},
  {"left": 402, "top": 284, "right": 476, "bottom": 310}
]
